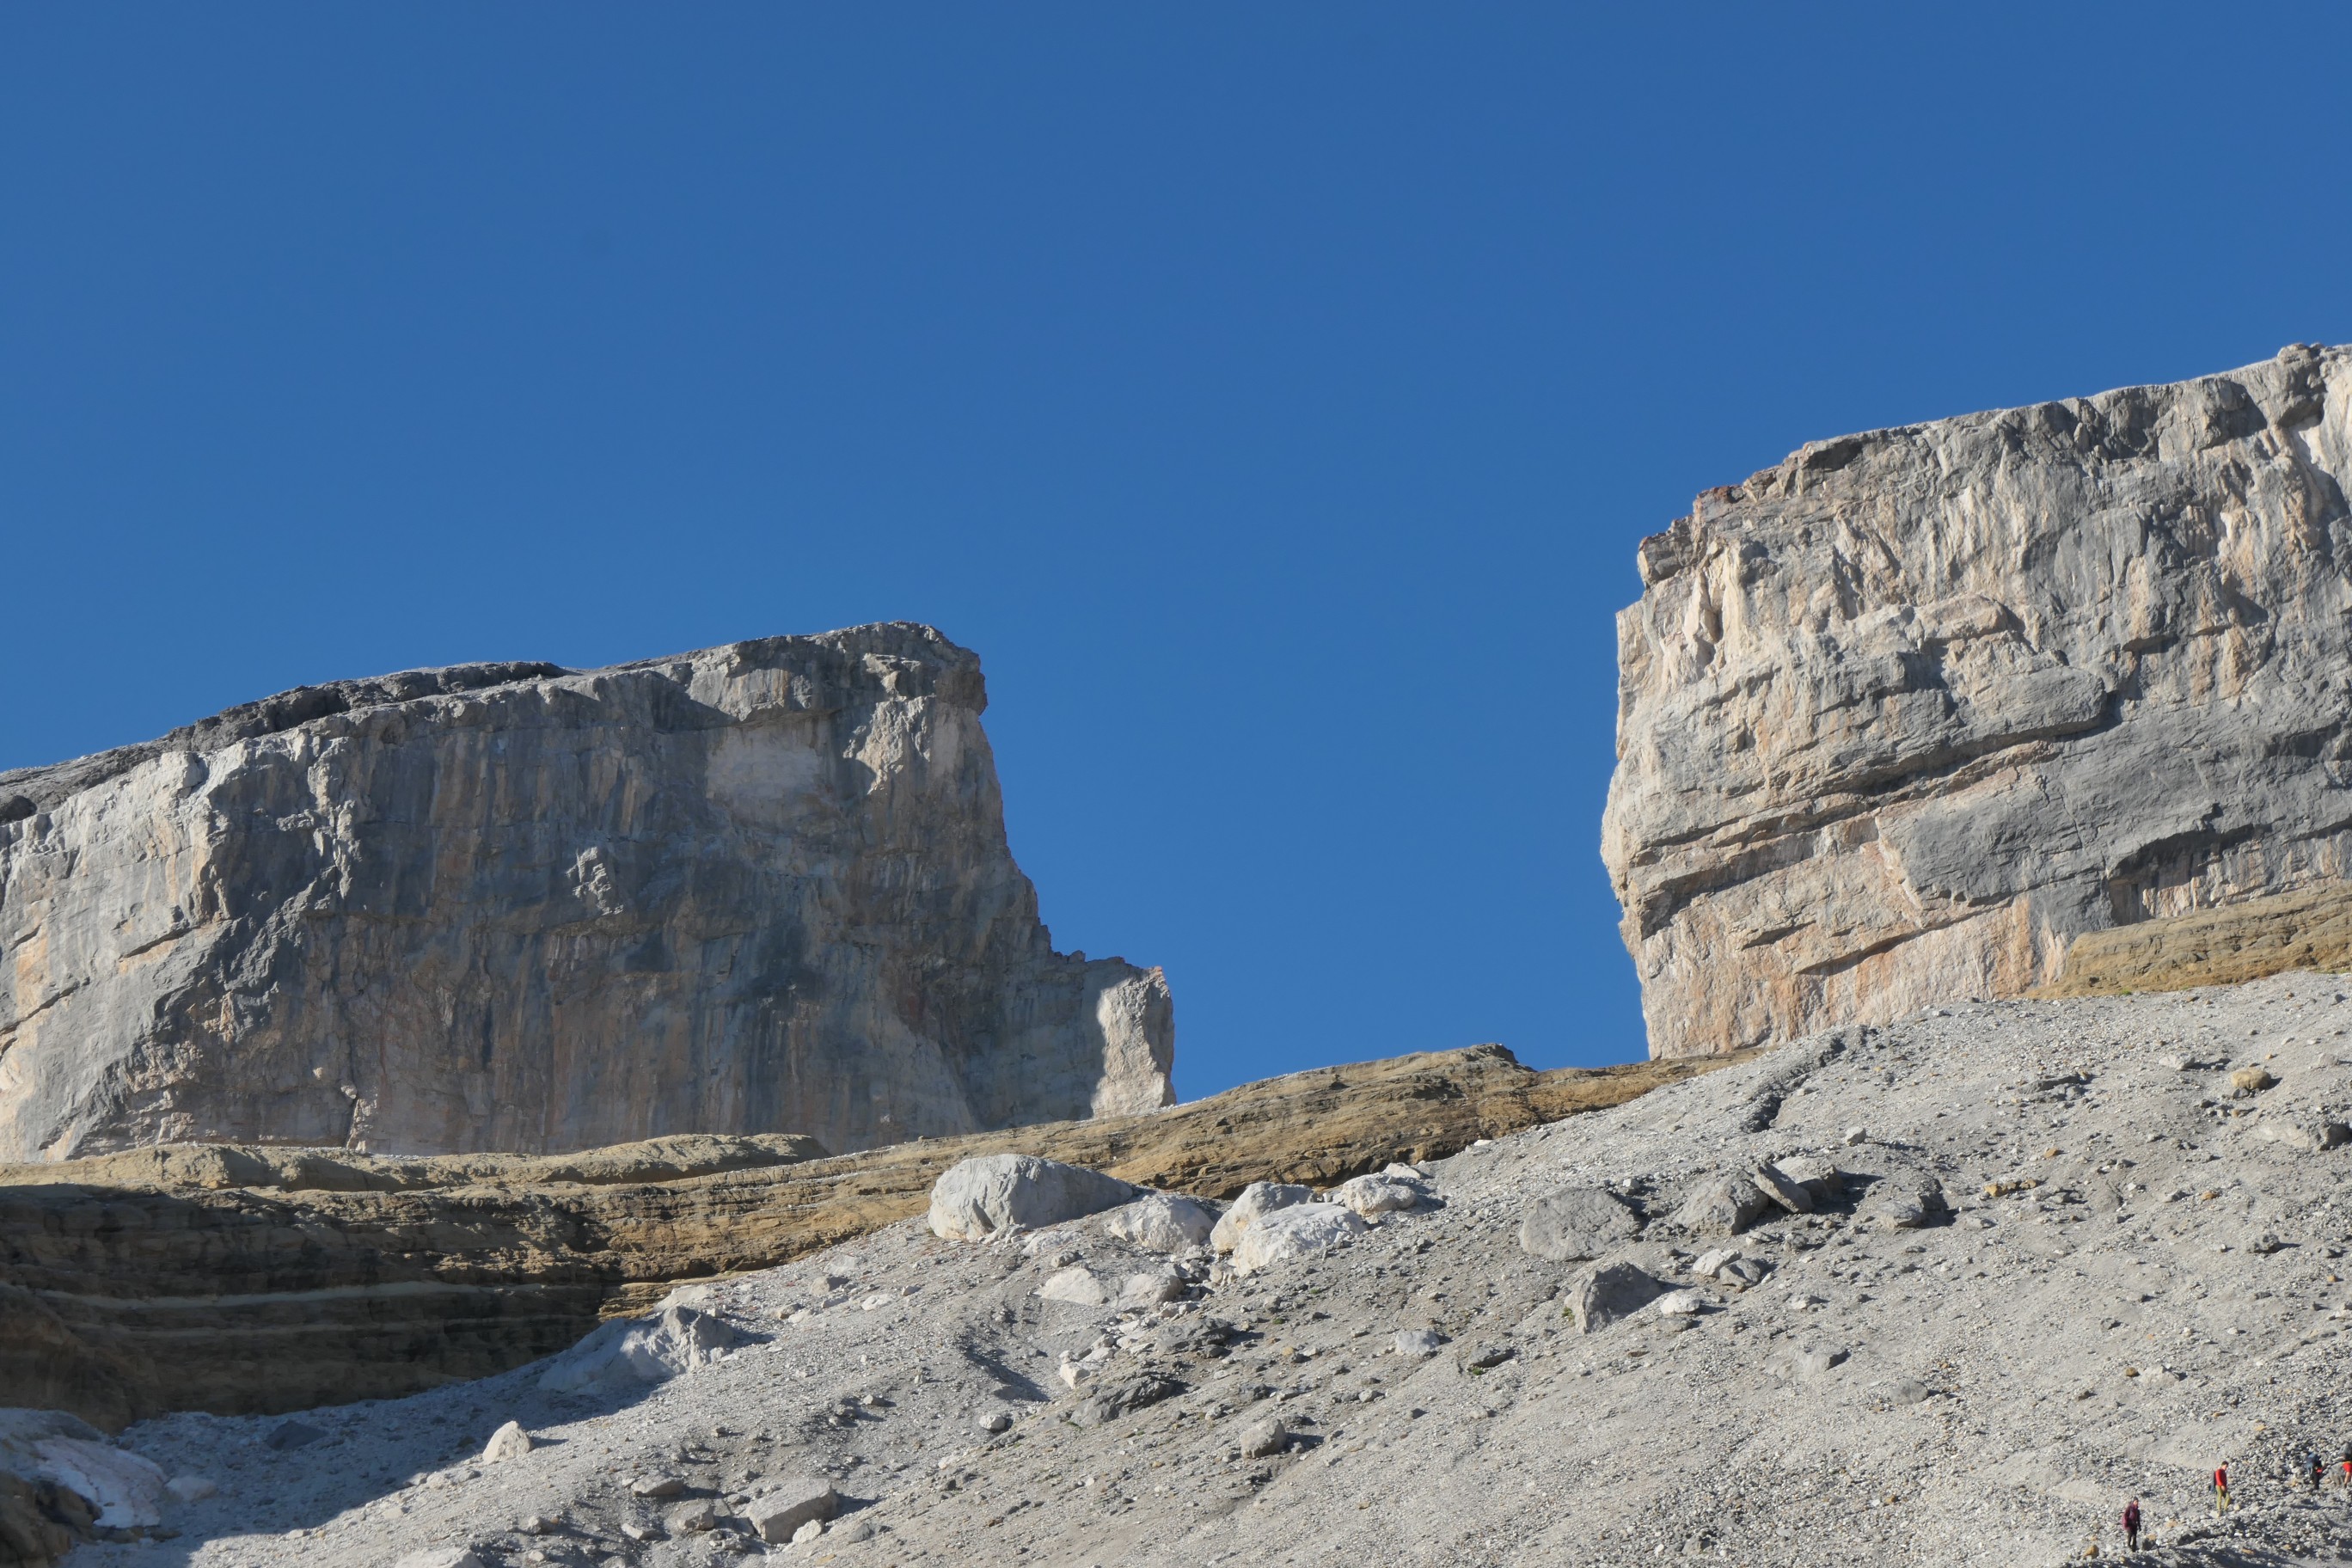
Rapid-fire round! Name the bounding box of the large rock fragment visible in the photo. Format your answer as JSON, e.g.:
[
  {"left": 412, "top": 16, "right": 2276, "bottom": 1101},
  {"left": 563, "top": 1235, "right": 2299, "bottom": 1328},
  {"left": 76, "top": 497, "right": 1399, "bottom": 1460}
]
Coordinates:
[
  {"left": 0, "top": 625, "right": 1174, "bottom": 1161},
  {"left": 536, "top": 1302, "right": 739, "bottom": 1393},
  {"left": 1565, "top": 1261, "right": 1668, "bottom": 1333},
  {"left": 1100, "top": 1193, "right": 1216, "bottom": 1252},
  {"left": 1067, "top": 1375, "right": 1184, "bottom": 1428},
  {"left": 1604, "top": 345, "right": 2352, "bottom": 1054},
  {"left": 1209, "top": 1182, "right": 1313, "bottom": 1254},
  {"left": 927, "top": 1155, "right": 1137, "bottom": 1241},
  {"left": 1517, "top": 1187, "right": 1643, "bottom": 1261},
  {"left": 744, "top": 1479, "right": 838, "bottom": 1545},
  {"left": 1672, "top": 1174, "right": 1771, "bottom": 1236},
  {"left": 1230, "top": 1204, "right": 1368, "bottom": 1274}
]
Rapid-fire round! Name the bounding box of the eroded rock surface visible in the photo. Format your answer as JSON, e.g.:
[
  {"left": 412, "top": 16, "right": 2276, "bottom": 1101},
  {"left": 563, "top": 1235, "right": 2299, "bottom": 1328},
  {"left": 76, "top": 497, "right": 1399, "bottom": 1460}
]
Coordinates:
[
  {"left": 0, "top": 623, "right": 1173, "bottom": 1161},
  {"left": 1606, "top": 344, "right": 2352, "bottom": 1056}
]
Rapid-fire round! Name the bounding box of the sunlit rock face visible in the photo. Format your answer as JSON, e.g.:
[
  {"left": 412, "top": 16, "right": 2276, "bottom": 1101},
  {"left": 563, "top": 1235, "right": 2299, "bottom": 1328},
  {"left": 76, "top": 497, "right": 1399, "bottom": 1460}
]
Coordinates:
[
  {"left": 1606, "top": 343, "right": 2352, "bottom": 1057},
  {"left": 0, "top": 623, "right": 1173, "bottom": 1159}
]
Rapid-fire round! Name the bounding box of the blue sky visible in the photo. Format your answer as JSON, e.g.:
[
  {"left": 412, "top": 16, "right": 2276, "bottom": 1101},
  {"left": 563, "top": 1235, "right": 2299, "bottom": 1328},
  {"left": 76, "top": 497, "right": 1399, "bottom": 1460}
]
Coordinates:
[{"left": 4, "top": 9, "right": 2349, "bottom": 1099}]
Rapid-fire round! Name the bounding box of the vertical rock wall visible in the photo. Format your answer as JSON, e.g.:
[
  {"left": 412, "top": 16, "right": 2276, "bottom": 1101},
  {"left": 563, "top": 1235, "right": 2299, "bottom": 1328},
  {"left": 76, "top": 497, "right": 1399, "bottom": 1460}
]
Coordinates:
[
  {"left": 0, "top": 623, "right": 1174, "bottom": 1159},
  {"left": 1605, "top": 344, "right": 2352, "bottom": 1057}
]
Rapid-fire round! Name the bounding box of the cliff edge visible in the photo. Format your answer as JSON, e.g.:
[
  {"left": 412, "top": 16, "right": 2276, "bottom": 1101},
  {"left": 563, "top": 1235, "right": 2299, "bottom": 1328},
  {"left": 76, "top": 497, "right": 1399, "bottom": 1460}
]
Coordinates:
[
  {"left": 1606, "top": 343, "right": 2352, "bottom": 1055},
  {"left": 0, "top": 623, "right": 1173, "bottom": 1159}
]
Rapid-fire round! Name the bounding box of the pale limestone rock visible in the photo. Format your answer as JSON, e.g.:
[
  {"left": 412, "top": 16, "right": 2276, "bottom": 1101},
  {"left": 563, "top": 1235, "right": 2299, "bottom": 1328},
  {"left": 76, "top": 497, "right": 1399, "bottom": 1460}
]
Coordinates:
[
  {"left": 1209, "top": 1181, "right": 1312, "bottom": 1255},
  {"left": 1605, "top": 345, "right": 2352, "bottom": 1056},
  {"left": 1037, "top": 1266, "right": 1111, "bottom": 1307},
  {"left": 480, "top": 1421, "right": 533, "bottom": 1463},
  {"left": 927, "top": 1154, "right": 1136, "bottom": 1241},
  {"left": 1100, "top": 1192, "right": 1216, "bottom": 1252},
  {"left": 1229, "top": 1202, "right": 1367, "bottom": 1274},
  {"left": 744, "top": 1478, "right": 836, "bottom": 1543},
  {"left": 0, "top": 625, "right": 1173, "bottom": 1161},
  {"left": 1330, "top": 1173, "right": 1427, "bottom": 1216},
  {"left": 536, "top": 1302, "right": 738, "bottom": 1393}
]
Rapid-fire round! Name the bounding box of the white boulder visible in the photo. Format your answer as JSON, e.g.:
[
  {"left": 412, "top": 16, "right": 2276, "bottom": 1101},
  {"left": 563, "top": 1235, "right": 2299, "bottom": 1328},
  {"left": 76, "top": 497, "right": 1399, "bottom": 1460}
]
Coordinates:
[
  {"left": 1209, "top": 1181, "right": 1313, "bottom": 1254},
  {"left": 33, "top": 1436, "right": 168, "bottom": 1529},
  {"left": 928, "top": 1155, "right": 1138, "bottom": 1241},
  {"left": 1331, "top": 1173, "right": 1428, "bottom": 1217},
  {"left": 480, "top": 1420, "right": 534, "bottom": 1463},
  {"left": 1037, "top": 1266, "right": 1111, "bottom": 1307},
  {"left": 1230, "top": 1203, "right": 1368, "bottom": 1274},
  {"left": 1101, "top": 1192, "right": 1217, "bottom": 1252},
  {"left": 744, "top": 1476, "right": 839, "bottom": 1543}
]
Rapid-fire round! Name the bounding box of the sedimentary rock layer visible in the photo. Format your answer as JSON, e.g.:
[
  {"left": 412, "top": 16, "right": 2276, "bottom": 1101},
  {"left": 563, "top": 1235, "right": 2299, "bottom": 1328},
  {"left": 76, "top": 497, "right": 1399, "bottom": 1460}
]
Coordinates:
[
  {"left": 1605, "top": 343, "right": 2352, "bottom": 1056},
  {"left": 0, "top": 623, "right": 1173, "bottom": 1161},
  {"left": 0, "top": 1044, "right": 1735, "bottom": 1427},
  {"left": 2040, "top": 880, "right": 2352, "bottom": 998}
]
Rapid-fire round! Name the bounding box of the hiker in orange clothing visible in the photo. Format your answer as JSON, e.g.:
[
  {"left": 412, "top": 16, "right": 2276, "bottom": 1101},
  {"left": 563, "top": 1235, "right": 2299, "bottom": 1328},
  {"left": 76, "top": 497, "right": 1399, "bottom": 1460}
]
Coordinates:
[
  {"left": 2121, "top": 1498, "right": 2141, "bottom": 1553},
  {"left": 2214, "top": 1462, "right": 2230, "bottom": 1514}
]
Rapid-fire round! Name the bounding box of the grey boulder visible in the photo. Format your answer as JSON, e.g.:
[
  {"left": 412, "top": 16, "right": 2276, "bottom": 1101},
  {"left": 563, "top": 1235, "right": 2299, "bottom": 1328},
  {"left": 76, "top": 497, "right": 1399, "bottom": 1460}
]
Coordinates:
[
  {"left": 1565, "top": 1261, "right": 1669, "bottom": 1333},
  {"left": 1672, "top": 1174, "right": 1772, "bottom": 1236},
  {"left": 1517, "top": 1187, "right": 1643, "bottom": 1262}
]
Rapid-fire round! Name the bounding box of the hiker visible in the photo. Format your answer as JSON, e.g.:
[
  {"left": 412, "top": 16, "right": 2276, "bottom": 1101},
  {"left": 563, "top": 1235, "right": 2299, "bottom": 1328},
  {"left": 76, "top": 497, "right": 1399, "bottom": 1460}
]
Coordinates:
[
  {"left": 2342, "top": 1442, "right": 2350, "bottom": 1486},
  {"left": 2122, "top": 1497, "right": 2141, "bottom": 1553},
  {"left": 2214, "top": 1462, "right": 2230, "bottom": 1514},
  {"left": 2312, "top": 1452, "right": 2326, "bottom": 1491}
]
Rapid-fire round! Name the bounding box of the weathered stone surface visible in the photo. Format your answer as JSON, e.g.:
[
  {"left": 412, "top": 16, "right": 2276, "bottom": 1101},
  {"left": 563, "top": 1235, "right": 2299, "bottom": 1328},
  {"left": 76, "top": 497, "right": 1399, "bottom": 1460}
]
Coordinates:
[
  {"left": 1229, "top": 1203, "right": 1367, "bottom": 1274},
  {"left": 0, "top": 1043, "right": 1736, "bottom": 1427},
  {"left": 535, "top": 1302, "right": 739, "bottom": 1393},
  {"left": 0, "top": 624, "right": 1173, "bottom": 1161},
  {"left": 1565, "top": 1261, "right": 1666, "bottom": 1333},
  {"left": 1604, "top": 345, "right": 2352, "bottom": 1057},
  {"left": 1516, "top": 1187, "right": 1642, "bottom": 1262},
  {"left": 1207, "top": 1181, "right": 1311, "bottom": 1255},
  {"left": 744, "top": 1478, "right": 836, "bottom": 1545},
  {"left": 1672, "top": 1173, "right": 1770, "bottom": 1236},
  {"left": 926, "top": 1155, "right": 1136, "bottom": 1241},
  {"left": 1099, "top": 1192, "right": 1216, "bottom": 1252}
]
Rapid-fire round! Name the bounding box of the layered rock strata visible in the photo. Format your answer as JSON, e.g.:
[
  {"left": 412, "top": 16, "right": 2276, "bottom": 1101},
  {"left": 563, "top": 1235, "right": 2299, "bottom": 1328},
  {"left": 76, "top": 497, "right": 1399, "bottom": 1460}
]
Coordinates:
[
  {"left": 0, "top": 1044, "right": 1736, "bottom": 1428},
  {"left": 0, "top": 623, "right": 1173, "bottom": 1161},
  {"left": 1605, "top": 342, "right": 2352, "bottom": 1056},
  {"left": 2039, "top": 880, "right": 2352, "bottom": 998}
]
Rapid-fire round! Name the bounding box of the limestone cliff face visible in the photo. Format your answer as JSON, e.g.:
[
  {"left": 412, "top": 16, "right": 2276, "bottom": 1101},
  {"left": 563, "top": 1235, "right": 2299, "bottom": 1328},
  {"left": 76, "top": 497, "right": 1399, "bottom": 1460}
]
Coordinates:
[
  {"left": 0, "top": 624, "right": 1174, "bottom": 1160},
  {"left": 1605, "top": 343, "right": 2352, "bottom": 1057}
]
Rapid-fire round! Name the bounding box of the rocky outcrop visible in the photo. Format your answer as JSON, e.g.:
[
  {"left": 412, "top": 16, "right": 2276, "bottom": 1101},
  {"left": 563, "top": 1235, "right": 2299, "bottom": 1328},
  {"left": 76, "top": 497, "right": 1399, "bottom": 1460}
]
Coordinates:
[
  {"left": 2039, "top": 880, "right": 2352, "bottom": 997},
  {"left": 1605, "top": 343, "right": 2352, "bottom": 1056},
  {"left": 0, "top": 1044, "right": 1738, "bottom": 1427},
  {"left": 0, "top": 623, "right": 1173, "bottom": 1161}
]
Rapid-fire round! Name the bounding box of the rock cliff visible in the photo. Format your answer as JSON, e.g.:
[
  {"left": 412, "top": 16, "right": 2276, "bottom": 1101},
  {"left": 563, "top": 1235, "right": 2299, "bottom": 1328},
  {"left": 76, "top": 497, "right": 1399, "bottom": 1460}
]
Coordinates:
[
  {"left": 1606, "top": 343, "right": 2352, "bottom": 1056},
  {"left": 0, "top": 624, "right": 1173, "bottom": 1160}
]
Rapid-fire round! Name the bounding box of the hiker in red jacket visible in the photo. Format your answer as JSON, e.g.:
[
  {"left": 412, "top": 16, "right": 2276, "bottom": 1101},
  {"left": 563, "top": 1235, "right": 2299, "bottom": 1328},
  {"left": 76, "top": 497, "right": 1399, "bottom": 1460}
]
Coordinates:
[
  {"left": 2122, "top": 1498, "right": 2141, "bottom": 1552},
  {"left": 2214, "top": 1462, "right": 2230, "bottom": 1514}
]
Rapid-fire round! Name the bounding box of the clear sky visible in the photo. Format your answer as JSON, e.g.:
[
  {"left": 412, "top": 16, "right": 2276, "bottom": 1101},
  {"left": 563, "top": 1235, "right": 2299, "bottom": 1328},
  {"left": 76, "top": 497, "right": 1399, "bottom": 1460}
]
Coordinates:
[{"left": 4, "top": 9, "right": 2349, "bottom": 1099}]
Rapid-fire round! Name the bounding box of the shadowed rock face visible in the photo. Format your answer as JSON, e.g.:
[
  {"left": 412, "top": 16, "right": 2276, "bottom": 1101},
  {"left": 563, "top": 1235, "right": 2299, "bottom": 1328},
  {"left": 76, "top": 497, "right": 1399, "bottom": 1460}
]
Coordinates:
[
  {"left": 1605, "top": 342, "right": 2352, "bottom": 1057},
  {"left": 0, "top": 623, "right": 1173, "bottom": 1161}
]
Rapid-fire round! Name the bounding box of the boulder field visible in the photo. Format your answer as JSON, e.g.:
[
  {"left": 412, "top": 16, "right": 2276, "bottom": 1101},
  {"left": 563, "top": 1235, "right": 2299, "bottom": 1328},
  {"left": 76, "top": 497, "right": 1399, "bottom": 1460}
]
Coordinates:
[{"left": 15, "top": 972, "right": 2352, "bottom": 1566}]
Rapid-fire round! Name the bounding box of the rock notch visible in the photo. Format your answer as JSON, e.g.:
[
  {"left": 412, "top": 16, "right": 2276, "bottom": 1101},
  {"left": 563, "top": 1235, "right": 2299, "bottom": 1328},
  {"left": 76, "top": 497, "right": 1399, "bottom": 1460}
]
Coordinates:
[
  {"left": 0, "top": 623, "right": 1173, "bottom": 1160},
  {"left": 1605, "top": 343, "right": 2352, "bottom": 1056}
]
